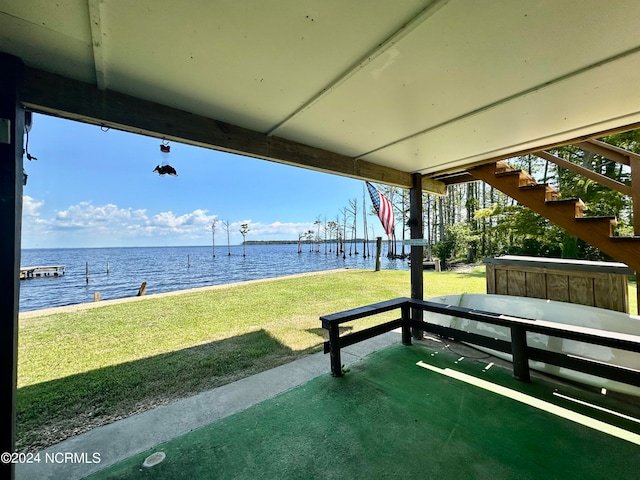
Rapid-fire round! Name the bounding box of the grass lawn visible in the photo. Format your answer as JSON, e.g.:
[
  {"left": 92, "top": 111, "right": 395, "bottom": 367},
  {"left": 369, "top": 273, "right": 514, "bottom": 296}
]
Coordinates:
[
  {"left": 16, "top": 268, "right": 638, "bottom": 452},
  {"left": 17, "top": 268, "right": 486, "bottom": 451}
]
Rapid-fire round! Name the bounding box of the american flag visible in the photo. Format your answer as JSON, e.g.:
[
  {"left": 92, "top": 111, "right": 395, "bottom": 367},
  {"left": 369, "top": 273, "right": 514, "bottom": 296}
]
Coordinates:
[{"left": 366, "top": 182, "right": 395, "bottom": 238}]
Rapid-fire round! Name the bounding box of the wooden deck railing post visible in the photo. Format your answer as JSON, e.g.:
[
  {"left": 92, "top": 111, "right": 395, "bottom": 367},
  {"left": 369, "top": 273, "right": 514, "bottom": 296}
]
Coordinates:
[
  {"left": 401, "top": 303, "right": 412, "bottom": 346},
  {"left": 328, "top": 323, "right": 343, "bottom": 377},
  {"left": 511, "top": 325, "right": 530, "bottom": 382}
]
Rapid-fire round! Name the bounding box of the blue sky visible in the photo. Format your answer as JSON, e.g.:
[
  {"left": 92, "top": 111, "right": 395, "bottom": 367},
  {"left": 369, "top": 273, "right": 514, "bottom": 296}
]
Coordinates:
[{"left": 21, "top": 114, "right": 383, "bottom": 248}]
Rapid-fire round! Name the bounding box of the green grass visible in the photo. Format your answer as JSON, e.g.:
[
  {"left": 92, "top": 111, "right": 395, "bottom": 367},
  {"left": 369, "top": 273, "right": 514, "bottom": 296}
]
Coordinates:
[{"left": 17, "top": 268, "right": 486, "bottom": 451}]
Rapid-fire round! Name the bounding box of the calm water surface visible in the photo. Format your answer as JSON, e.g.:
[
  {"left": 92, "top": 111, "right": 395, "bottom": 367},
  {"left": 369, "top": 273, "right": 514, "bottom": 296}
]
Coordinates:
[{"left": 19, "top": 243, "right": 409, "bottom": 312}]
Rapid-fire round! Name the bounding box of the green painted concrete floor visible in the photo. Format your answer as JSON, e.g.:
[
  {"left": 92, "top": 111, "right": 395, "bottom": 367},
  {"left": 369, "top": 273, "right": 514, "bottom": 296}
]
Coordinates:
[{"left": 87, "top": 341, "right": 640, "bottom": 480}]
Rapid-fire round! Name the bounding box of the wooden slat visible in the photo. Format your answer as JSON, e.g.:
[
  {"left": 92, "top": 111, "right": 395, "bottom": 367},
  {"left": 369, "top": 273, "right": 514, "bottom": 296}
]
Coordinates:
[
  {"left": 20, "top": 67, "right": 446, "bottom": 194},
  {"left": 535, "top": 150, "right": 632, "bottom": 196},
  {"left": 525, "top": 271, "right": 546, "bottom": 299},
  {"left": 485, "top": 264, "right": 496, "bottom": 294},
  {"left": 507, "top": 270, "right": 526, "bottom": 296},
  {"left": 593, "top": 274, "right": 628, "bottom": 312},
  {"left": 546, "top": 274, "right": 569, "bottom": 302},
  {"left": 495, "top": 269, "right": 508, "bottom": 294},
  {"left": 568, "top": 276, "right": 594, "bottom": 307},
  {"left": 576, "top": 139, "right": 640, "bottom": 166}
]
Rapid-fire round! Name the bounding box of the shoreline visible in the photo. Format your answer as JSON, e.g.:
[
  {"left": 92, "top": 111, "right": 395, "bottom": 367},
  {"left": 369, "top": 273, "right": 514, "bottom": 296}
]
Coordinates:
[{"left": 19, "top": 268, "right": 353, "bottom": 319}]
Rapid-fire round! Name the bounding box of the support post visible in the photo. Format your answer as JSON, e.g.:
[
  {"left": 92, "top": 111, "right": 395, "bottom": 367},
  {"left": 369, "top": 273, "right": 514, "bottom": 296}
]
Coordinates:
[
  {"left": 374, "top": 237, "right": 382, "bottom": 271},
  {"left": 0, "top": 53, "right": 24, "bottom": 480},
  {"left": 409, "top": 173, "right": 424, "bottom": 339},
  {"left": 328, "top": 323, "right": 342, "bottom": 377},
  {"left": 511, "top": 325, "right": 531, "bottom": 382},
  {"left": 630, "top": 157, "right": 640, "bottom": 314},
  {"left": 631, "top": 156, "right": 640, "bottom": 236},
  {"left": 401, "top": 303, "right": 412, "bottom": 346}
]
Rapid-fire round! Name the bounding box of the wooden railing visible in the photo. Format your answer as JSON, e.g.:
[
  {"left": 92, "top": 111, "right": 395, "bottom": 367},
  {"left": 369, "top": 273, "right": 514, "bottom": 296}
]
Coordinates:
[{"left": 321, "top": 298, "right": 640, "bottom": 387}]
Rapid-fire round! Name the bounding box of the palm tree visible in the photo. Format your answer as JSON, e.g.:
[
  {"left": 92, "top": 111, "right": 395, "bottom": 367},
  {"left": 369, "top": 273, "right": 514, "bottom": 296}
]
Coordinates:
[
  {"left": 327, "top": 221, "right": 337, "bottom": 253},
  {"left": 314, "top": 218, "right": 322, "bottom": 252},
  {"left": 239, "top": 223, "right": 250, "bottom": 256},
  {"left": 306, "top": 230, "right": 314, "bottom": 252}
]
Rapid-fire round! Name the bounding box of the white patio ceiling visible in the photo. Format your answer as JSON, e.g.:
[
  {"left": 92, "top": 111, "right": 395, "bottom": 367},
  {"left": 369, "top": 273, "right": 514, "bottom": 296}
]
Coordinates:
[{"left": 2, "top": 0, "right": 640, "bottom": 181}]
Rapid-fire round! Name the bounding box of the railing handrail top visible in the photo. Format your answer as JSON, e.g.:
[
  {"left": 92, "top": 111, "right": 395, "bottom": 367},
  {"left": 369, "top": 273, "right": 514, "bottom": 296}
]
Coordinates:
[
  {"left": 322, "top": 297, "right": 640, "bottom": 350},
  {"left": 409, "top": 298, "right": 640, "bottom": 346},
  {"left": 320, "top": 297, "right": 411, "bottom": 324}
]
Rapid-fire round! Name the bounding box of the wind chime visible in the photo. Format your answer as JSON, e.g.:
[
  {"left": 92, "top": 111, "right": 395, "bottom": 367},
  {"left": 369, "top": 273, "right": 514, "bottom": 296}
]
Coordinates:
[{"left": 153, "top": 139, "right": 178, "bottom": 176}]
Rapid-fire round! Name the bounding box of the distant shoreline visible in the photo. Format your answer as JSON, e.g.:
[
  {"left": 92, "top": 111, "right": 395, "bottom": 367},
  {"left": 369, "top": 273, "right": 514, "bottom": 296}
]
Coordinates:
[{"left": 244, "top": 238, "right": 379, "bottom": 245}]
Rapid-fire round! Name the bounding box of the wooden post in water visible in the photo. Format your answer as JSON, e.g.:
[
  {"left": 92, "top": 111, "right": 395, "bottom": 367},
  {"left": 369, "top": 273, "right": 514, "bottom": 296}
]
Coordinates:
[
  {"left": 94, "top": 292, "right": 100, "bottom": 302},
  {"left": 106, "top": 261, "right": 110, "bottom": 274},
  {"left": 85, "top": 261, "right": 89, "bottom": 284},
  {"left": 375, "top": 237, "right": 382, "bottom": 271}
]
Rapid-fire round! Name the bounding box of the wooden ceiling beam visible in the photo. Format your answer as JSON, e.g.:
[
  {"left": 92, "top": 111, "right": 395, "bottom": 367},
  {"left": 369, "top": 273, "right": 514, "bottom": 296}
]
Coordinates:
[
  {"left": 87, "top": 0, "right": 107, "bottom": 90},
  {"left": 20, "top": 67, "right": 446, "bottom": 194}
]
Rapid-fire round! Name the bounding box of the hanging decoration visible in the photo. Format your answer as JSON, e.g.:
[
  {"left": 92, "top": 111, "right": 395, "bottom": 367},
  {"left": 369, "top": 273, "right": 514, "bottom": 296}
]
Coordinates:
[
  {"left": 153, "top": 139, "right": 178, "bottom": 176},
  {"left": 23, "top": 111, "right": 37, "bottom": 185}
]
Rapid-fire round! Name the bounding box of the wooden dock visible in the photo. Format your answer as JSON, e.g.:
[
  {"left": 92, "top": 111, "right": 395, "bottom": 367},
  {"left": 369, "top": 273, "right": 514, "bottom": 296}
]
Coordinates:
[{"left": 20, "top": 265, "right": 65, "bottom": 280}]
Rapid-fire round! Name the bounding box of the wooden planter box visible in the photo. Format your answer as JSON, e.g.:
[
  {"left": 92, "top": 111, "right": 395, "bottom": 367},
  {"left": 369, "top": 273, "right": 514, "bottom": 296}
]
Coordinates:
[{"left": 484, "top": 255, "right": 632, "bottom": 313}]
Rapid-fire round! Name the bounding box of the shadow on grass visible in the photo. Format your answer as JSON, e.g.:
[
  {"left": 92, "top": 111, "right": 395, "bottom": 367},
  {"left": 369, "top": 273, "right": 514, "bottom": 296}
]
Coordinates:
[
  {"left": 17, "top": 329, "right": 297, "bottom": 451},
  {"left": 438, "top": 268, "right": 486, "bottom": 279},
  {"left": 305, "top": 325, "right": 353, "bottom": 340}
]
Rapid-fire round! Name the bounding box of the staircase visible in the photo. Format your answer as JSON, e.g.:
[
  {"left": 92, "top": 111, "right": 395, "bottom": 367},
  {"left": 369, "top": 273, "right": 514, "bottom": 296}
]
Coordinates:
[{"left": 469, "top": 161, "right": 640, "bottom": 273}]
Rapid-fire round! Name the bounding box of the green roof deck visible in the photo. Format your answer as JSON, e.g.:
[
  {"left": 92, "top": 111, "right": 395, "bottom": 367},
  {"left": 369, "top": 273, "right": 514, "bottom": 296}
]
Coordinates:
[{"left": 86, "top": 340, "right": 640, "bottom": 480}]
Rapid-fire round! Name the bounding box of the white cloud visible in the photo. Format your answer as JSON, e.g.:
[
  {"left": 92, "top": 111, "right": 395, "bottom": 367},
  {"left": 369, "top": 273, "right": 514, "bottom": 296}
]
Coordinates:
[
  {"left": 53, "top": 202, "right": 141, "bottom": 229},
  {"left": 151, "top": 209, "right": 213, "bottom": 230},
  {"left": 237, "top": 220, "right": 316, "bottom": 237},
  {"left": 23, "top": 196, "right": 45, "bottom": 222},
  {"left": 20, "top": 199, "right": 317, "bottom": 247},
  {"left": 22, "top": 199, "right": 219, "bottom": 247}
]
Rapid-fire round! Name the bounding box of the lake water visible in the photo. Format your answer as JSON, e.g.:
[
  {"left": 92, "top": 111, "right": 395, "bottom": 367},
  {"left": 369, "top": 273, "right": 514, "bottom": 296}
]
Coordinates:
[{"left": 19, "top": 243, "right": 409, "bottom": 312}]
